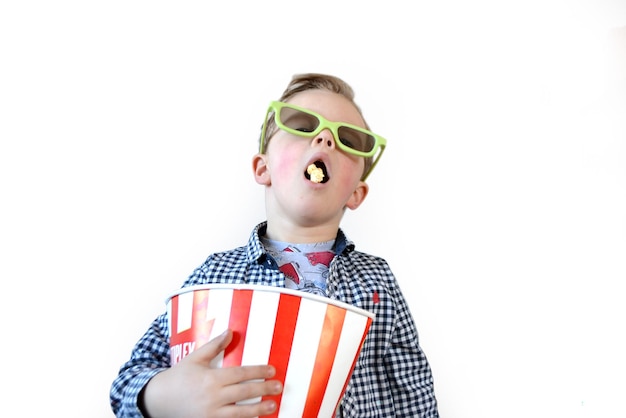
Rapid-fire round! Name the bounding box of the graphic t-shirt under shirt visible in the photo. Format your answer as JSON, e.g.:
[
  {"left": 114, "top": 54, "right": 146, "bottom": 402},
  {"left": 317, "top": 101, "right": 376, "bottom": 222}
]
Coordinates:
[{"left": 261, "top": 237, "right": 335, "bottom": 297}]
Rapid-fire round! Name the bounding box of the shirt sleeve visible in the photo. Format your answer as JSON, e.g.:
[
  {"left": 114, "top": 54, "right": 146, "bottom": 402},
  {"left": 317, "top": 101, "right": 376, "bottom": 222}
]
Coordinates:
[
  {"left": 109, "top": 244, "right": 252, "bottom": 416},
  {"left": 384, "top": 285, "right": 439, "bottom": 417},
  {"left": 110, "top": 314, "right": 171, "bottom": 417}
]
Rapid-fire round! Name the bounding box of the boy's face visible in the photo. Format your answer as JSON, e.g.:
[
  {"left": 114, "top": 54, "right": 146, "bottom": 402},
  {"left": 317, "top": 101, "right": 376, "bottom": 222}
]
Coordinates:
[{"left": 254, "top": 90, "right": 369, "bottom": 228}]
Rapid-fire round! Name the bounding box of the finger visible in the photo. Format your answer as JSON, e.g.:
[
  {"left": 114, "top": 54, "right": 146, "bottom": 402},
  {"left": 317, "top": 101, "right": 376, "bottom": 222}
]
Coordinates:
[
  {"left": 215, "top": 364, "right": 277, "bottom": 386},
  {"left": 218, "top": 376, "right": 283, "bottom": 405},
  {"left": 186, "top": 329, "right": 233, "bottom": 364},
  {"left": 217, "top": 396, "right": 279, "bottom": 417}
]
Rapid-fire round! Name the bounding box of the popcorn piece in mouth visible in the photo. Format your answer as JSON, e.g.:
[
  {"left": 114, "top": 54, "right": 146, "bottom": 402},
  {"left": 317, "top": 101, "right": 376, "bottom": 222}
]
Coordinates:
[{"left": 307, "top": 163, "right": 325, "bottom": 183}]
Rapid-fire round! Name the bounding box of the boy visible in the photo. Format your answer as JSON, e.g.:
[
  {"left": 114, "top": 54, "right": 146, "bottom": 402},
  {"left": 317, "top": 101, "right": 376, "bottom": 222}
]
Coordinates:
[{"left": 110, "top": 73, "right": 439, "bottom": 417}]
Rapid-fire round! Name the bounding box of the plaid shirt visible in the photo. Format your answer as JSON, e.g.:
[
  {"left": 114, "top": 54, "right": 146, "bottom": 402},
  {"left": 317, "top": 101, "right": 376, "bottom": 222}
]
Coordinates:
[{"left": 110, "top": 222, "right": 439, "bottom": 417}]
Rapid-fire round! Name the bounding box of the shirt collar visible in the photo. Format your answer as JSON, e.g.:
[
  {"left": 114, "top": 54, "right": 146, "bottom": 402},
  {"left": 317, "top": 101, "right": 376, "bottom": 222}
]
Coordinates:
[{"left": 246, "top": 221, "right": 355, "bottom": 264}]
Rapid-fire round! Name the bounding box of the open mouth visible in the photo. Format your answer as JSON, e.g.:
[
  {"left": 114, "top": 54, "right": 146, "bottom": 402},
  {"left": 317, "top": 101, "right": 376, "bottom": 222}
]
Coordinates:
[{"left": 304, "top": 161, "right": 329, "bottom": 184}]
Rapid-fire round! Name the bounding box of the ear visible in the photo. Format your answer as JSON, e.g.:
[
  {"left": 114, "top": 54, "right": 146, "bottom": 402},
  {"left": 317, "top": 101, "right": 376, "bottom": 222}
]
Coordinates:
[
  {"left": 252, "top": 153, "right": 271, "bottom": 185},
  {"left": 345, "top": 181, "right": 369, "bottom": 210}
]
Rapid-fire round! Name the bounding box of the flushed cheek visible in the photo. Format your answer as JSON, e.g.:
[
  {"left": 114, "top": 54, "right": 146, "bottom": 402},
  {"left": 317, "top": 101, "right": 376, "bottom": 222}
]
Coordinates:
[
  {"left": 337, "top": 156, "right": 365, "bottom": 181},
  {"left": 333, "top": 162, "right": 364, "bottom": 192},
  {"left": 268, "top": 148, "right": 302, "bottom": 180}
]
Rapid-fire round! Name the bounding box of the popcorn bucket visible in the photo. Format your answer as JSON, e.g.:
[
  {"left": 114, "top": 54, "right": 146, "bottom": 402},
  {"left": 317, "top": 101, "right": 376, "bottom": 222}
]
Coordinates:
[{"left": 166, "top": 283, "right": 374, "bottom": 418}]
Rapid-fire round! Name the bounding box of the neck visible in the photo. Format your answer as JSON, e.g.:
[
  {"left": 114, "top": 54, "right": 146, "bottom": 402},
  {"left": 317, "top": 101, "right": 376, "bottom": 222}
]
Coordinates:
[{"left": 263, "top": 218, "right": 339, "bottom": 244}]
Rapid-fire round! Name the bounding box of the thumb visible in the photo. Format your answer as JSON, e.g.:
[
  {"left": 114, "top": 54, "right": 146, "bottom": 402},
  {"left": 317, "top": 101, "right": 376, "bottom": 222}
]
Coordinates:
[{"left": 187, "top": 329, "right": 233, "bottom": 364}]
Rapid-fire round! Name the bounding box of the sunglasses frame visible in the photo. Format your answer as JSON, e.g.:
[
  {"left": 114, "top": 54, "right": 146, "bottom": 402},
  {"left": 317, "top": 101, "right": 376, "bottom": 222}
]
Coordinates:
[{"left": 259, "top": 101, "right": 387, "bottom": 180}]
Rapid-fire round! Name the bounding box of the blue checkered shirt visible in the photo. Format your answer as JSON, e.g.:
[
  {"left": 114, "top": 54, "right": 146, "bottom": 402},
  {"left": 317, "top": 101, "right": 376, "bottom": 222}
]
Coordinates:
[{"left": 110, "top": 222, "right": 439, "bottom": 417}]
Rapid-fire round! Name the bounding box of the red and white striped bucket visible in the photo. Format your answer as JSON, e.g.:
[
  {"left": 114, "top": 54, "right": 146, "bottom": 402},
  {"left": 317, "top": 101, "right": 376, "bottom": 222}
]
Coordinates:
[{"left": 166, "top": 283, "right": 374, "bottom": 418}]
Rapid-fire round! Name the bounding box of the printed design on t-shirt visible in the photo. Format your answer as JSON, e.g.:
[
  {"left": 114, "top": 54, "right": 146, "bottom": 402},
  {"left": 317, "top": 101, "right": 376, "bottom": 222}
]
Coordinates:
[
  {"left": 306, "top": 251, "right": 334, "bottom": 267},
  {"left": 274, "top": 246, "right": 334, "bottom": 296},
  {"left": 279, "top": 262, "right": 302, "bottom": 284}
]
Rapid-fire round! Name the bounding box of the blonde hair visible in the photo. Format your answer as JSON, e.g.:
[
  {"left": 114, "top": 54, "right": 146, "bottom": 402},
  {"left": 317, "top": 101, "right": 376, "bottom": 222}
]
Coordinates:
[{"left": 261, "top": 73, "right": 374, "bottom": 179}]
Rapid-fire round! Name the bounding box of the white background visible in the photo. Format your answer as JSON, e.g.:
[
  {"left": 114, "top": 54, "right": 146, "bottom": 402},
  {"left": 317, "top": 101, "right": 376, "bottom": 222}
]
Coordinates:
[{"left": 1, "top": 1, "right": 625, "bottom": 417}]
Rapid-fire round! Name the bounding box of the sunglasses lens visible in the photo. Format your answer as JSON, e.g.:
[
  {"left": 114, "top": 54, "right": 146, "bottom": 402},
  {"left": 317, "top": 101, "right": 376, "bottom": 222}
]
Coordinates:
[
  {"left": 277, "top": 105, "right": 377, "bottom": 154},
  {"left": 337, "top": 126, "right": 376, "bottom": 154},
  {"left": 278, "top": 107, "right": 321, "bottom": 134}
]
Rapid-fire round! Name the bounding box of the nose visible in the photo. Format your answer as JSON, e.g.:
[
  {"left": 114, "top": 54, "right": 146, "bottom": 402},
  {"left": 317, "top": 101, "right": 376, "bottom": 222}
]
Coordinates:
[{"left": 312, "top": 129, "right": 335, "bottom": 149}]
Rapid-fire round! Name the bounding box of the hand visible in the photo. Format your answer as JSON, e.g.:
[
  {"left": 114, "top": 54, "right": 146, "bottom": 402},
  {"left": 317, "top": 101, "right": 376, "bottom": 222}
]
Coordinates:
[{"left": 140, "top": 329, "right": 283, "bottom": 418}]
